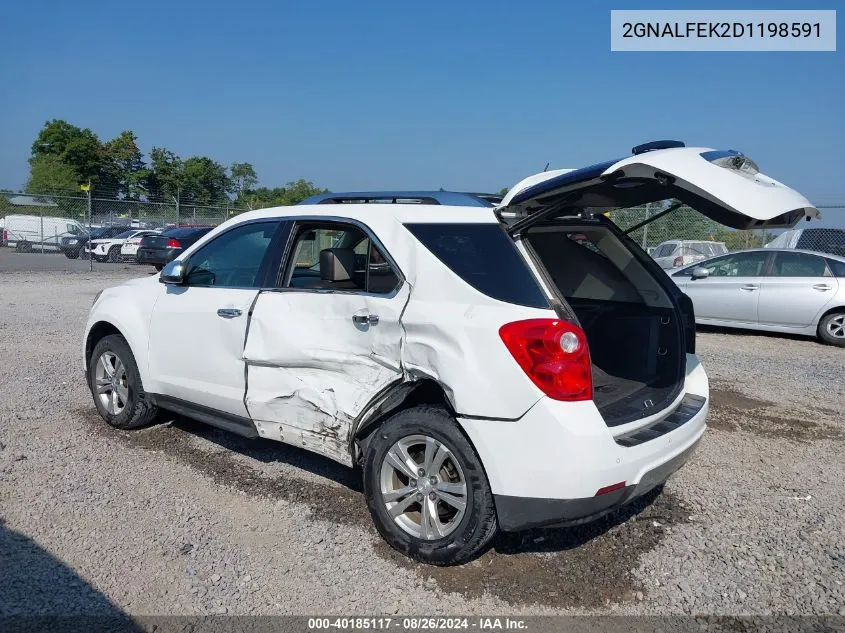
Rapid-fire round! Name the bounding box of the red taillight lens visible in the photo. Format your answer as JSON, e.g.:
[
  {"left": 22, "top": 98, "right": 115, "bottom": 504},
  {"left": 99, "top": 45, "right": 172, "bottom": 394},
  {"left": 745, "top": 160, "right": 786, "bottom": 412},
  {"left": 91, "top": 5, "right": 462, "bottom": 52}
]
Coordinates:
[
  {"left": 499, "top": 319, "right": 592, "bottom": 401},
  {"left": 673, "top": 256, "right": 684, "bottom": 267},
  {"left": 166, "top": 238, "right": 181, "bottom": 248},
  {"left": 2, "top": 230, "right": 7, "bottom": 242}
]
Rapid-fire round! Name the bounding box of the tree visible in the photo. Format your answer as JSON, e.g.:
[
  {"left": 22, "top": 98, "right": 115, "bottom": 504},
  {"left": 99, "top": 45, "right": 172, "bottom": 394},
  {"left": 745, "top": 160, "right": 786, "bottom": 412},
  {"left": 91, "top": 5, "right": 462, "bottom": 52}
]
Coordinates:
[
  {"left": 182, "top": 156, "right": 229, "bottom": 204},
  {"left": 241, "top": 179, "right": 328, "bottom": 209},
  {"left": 26, "top": 155, "right": 82, "bottom": 195},
  {"left": 146, "top": 147, "right": 185, "bottom": 202},
  {"left": 30, "top": 119, "right": 103, "bottom": 186},
  {"left": 102, "top": 131, "right": 147, "bottom": 199},
  {"left": 229, "top": 162, "right": 258, "bottom": 202}
]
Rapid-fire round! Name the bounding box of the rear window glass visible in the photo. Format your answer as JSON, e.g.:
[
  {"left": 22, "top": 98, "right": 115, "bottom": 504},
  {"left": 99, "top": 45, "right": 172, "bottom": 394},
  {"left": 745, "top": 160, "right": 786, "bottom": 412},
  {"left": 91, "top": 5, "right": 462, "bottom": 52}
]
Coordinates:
[
  {"left": 404, "top": 223, "right": 549, "bottom": 309},
  {"left": 166, "top": 227, "right": 211, "bottom": 238}
]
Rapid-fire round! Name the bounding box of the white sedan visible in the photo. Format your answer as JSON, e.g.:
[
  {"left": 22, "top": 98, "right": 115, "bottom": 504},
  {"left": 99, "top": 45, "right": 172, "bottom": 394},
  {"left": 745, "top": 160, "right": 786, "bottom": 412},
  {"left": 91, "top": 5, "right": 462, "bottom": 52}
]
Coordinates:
[
  {"left": 121, "top": 231, "right": 161, "bottom": 260},
  {"left": 85, "top": 230, "right": 159, "bottom": 263}
]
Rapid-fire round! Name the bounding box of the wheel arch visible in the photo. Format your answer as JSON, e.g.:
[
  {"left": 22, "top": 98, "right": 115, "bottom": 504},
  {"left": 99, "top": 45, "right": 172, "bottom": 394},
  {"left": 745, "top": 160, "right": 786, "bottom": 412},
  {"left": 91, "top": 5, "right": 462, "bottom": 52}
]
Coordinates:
[
  {"left": 350, "top": 378, "right": 458, "bottom": 462},
  {"left": 818, "top": 303, "right": 845, "bottom": 323},
  {"left": 84, "top": 317, "right": 151, "bottom": 388}
]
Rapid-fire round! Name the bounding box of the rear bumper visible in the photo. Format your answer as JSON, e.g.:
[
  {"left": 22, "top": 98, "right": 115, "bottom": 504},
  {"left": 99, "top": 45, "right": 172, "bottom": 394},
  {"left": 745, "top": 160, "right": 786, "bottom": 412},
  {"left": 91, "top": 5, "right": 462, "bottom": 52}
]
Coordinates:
[
  {"left": 137, "top": 247, "right": 178, "bottom": 265},
  {"left": 494, "top": 436, "right": 699, "bottom": 531},
  {"left": 458, "top": 353, "right": 708, "bottom": 532}
]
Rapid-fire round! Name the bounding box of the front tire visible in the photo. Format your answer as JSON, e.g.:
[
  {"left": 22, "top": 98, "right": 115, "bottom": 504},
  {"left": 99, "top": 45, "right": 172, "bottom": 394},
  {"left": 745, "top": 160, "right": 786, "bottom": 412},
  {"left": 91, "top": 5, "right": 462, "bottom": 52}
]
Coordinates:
[
  {"left": 88, "top": 334, "right": 158, "bottom": 429},
  {"left": 363, "top": 406, "right": 497, "bottom": 565},
  {"left": 107, "top": 246, "right": 121, "bottom": 263},
  {"left": 64, "top": 249, "right": 79, "bottom": 259},
  {"left": 818, "top": 312, "right": 845, "bottom": 347}
]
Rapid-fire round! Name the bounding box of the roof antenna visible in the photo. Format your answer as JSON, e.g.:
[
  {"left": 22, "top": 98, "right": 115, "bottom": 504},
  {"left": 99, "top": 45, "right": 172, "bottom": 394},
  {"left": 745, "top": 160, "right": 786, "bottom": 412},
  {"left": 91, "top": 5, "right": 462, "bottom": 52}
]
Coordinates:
[{"left": 543, "top": 162, "right": 549, "bottom": 172}]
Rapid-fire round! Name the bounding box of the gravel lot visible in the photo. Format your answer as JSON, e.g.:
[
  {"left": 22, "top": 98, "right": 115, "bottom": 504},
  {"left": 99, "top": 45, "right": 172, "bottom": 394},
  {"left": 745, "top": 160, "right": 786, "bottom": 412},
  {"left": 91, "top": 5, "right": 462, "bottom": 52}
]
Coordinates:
[{"left": 0, "top": 269, "right": 843, "bottom": 617}]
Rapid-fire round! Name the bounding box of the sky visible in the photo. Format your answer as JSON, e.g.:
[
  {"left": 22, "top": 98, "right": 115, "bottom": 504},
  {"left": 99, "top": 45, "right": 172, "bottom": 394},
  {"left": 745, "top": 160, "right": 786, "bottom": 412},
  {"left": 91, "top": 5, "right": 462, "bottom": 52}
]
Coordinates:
[{"left": 1, "top": 0, "right": 843, "bottom": 227}]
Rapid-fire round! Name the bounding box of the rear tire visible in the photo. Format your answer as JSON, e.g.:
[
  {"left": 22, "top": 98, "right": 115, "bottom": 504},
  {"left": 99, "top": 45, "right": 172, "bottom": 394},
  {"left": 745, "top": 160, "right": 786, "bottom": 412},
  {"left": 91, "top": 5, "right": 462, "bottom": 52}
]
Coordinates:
[
  {"left": 107, "top": 246, "right": 121, "bottom": 263},
  {"left": 362, "top": 406, "right": 497, "bottom": 566},
  {"left": 88, "top": 334, "right": 158, "bottom": 430},
  {"left": 818, "top": 311, "right": 845, "bottom": 347}
]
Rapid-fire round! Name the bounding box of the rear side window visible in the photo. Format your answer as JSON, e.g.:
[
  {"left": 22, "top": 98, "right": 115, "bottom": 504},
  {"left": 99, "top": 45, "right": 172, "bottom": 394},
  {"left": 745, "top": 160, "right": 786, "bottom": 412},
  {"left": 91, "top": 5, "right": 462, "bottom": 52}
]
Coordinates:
[
  {"left": 770, "top": 252, "right": 828, "bottom": 277},
  {"left": 405, "top": 223, "right": 548, "bottom": 308},
  {"left": 827, "top": 259, "right": 845, "bottom": 277}
]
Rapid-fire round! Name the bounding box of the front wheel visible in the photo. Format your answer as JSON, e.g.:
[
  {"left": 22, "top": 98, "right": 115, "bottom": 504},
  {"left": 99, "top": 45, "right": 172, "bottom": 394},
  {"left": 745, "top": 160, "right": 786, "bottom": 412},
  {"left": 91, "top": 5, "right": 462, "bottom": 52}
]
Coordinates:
[
  {"left": 818, "top": 312, "right": 845, "bottom": 347},
  {"left": 64, "top": 250, "right": 79, "bottom": 259},
  {"left": 89, "top": 334, "right": 158, "bottom": 429},
  {"left": 107, "top": 246, "right": 121, "bottom": 263},
  {"left": 362, "top": 406, "right": 497, "bottom": 565}
]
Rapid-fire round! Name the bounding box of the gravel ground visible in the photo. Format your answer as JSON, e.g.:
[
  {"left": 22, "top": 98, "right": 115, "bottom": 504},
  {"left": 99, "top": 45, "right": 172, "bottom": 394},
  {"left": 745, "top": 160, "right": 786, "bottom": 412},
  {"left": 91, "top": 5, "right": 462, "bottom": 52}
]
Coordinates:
[{"left": 0, "top": 270, "right": 843, "bottom": 617}]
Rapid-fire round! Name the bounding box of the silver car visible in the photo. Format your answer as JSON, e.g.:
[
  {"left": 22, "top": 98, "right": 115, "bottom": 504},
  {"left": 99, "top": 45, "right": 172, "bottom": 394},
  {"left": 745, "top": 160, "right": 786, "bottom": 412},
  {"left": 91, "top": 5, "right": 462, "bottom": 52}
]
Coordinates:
[{"left": 672, "top": 248, "right": 845, "bottom": 346}]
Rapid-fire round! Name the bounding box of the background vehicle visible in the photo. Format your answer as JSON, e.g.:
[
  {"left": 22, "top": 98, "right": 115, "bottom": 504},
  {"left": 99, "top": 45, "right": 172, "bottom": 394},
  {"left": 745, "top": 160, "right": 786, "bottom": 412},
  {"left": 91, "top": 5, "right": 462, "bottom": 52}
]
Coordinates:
[
  {"left": 59, "top": 225, "right": 131, "bottom": 259},
  {"left": 85, "top": 230, "right": 158, "bottom": 263},
  {"left": 83, "top": 142, "right": 817, "bottom": 565},
  {"left": 651, "top": 240, "right": 728, "bottom": 269},
  {"left": 673, "top": 249, "right": 845, "bottom": 346},
  {"left": 765, "top": 227, "right": 845, "bottom": 257},
  {"left": 2, "top": 214, "right": 86, "bottom": 253},
  {"left": 136, "top": 226, "right": 214, "bottom": 270},
  {"left": 121, "top": 230, "right": 162, "bottom": 261}
]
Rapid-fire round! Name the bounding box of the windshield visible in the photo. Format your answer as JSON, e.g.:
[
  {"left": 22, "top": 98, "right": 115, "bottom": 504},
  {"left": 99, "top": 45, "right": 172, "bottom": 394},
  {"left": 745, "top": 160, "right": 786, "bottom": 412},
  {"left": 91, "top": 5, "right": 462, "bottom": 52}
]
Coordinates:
[{"left": 114, "top": 231, "right": 135, "bottom": 239}]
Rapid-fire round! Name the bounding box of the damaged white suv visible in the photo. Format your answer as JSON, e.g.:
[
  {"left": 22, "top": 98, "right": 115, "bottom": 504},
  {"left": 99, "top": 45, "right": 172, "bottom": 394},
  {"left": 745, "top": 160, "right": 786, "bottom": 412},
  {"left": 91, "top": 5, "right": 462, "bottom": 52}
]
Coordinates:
[{"left": 84, "top": 142, "right": 818, "bottom": 565}]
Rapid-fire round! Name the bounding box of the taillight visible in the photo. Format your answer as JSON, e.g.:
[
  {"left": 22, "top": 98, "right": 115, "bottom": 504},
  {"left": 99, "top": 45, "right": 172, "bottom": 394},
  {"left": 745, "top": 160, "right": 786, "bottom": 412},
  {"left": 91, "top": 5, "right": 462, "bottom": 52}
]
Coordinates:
[
  {"left": 166, "top": 238, "right": 181, "bottom": 248},
  {"left": 2, "top": 230, "right": 6, "bottom": 242},
  {"left": 673, "top": 256, "right": 684, "bottom": 267},
  {"left": 499, "top": 319, "right": 592, "bottom": 401}
]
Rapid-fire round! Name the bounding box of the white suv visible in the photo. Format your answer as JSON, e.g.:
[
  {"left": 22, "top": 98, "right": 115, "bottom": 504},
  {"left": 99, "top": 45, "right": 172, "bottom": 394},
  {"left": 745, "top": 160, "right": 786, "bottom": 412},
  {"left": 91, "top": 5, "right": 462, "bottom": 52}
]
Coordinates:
[{"left": 84, "top": 142, "right": 818, "bottom": 565}]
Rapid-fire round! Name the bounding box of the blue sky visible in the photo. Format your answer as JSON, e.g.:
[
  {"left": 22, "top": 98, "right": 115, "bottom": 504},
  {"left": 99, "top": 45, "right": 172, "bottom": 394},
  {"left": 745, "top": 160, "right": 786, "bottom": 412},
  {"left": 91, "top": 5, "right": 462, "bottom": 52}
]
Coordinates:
[{"left": 0, "top": 0, "right": 842, "bottom": 225}]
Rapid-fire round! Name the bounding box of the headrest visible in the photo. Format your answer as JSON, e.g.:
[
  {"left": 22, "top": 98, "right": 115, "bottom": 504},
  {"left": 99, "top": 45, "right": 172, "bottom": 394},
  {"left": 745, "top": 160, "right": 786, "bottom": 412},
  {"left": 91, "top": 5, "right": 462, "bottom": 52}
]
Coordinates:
[{"left": 319, "top": 248, "right": 355, "bottom": 281}]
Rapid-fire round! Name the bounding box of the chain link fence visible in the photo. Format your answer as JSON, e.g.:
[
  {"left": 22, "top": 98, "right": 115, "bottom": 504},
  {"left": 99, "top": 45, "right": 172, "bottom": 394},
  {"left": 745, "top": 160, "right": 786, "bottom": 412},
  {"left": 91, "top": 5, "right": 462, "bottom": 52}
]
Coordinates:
[
  {"left": 1, "top": 190, "right": 842, "bottom": 269},
  {"left": 0, "top": 190, "right": 248, "bottom": 258}
]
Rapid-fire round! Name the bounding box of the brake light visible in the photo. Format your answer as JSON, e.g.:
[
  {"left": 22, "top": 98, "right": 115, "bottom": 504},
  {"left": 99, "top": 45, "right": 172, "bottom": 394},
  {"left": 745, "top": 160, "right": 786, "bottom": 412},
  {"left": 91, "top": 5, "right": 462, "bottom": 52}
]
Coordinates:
[
  {"left": 166, "top": 238, "right": 181, "bottom": 248},
  {"left": 673, "top": 256, "right": 684, "bottom": 267},
  {"left": 2, "top": 230, "right": 6, "bottom": 242},
  {"left": 499, "top": 319, "right": 592, "bottom": 401}
]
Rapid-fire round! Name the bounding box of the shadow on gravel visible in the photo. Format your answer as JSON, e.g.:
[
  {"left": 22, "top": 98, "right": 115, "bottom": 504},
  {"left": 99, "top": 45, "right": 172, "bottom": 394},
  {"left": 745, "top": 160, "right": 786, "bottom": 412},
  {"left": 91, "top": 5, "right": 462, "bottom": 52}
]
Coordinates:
[
  {"left": 79, "top": 407, "right": 689, "bottom": 609},
  {"left": 0, "top": 517, "right": 141, "bottom": 631}
]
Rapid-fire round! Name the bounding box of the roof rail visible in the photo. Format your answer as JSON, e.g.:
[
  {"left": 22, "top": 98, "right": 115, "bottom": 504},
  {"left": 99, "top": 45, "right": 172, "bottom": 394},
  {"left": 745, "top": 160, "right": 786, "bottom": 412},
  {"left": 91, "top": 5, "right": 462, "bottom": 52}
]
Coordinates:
[
  {"left": 299, "top": 191, "right": 499, "bottom": 207},
  {"left": 631, "top": 140, "right": 686, "bottom": 155}
]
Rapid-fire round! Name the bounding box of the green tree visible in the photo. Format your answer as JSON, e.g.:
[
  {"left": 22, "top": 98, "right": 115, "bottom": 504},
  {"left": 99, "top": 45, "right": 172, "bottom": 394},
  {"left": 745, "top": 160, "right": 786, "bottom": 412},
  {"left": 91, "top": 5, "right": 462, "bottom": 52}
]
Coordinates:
[
  {"left": 242, "top": 180, "right": 328, "bottom": 209},
  {"left": 102, "top": 131, "right": 147, "bottom": 199},
  {"left": 182, "top": 156, "right": 230, "bottom": 204},
  {"left": 26, "top": 155, "right": 82, "bottom": 195},
  {"left": 30, "top": 119, "right": 103, "bottom": 186},
  {"left": 146, "top": 147, "right": 185, "bottom": 202},
  {"left": 229, "top": 162, "right": 258, "bottom": 202}
]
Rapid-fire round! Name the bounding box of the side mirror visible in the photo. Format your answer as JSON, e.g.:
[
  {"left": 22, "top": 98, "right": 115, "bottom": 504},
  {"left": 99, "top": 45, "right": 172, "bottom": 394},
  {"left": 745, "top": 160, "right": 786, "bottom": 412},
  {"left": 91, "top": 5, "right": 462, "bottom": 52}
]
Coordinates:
[
  {"left": 691, "top": 267, "right": 710, "bottom": 280},
  {"left": 159, "top": 260, "right": 186, "bottom": 285}
]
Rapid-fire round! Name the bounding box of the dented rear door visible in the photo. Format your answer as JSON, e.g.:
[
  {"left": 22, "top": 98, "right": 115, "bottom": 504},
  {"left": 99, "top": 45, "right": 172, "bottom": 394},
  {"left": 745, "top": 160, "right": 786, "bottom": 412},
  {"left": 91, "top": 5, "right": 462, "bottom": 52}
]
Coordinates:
[{"left": 243, "top": 283, "right": 410, "bottom": 464}]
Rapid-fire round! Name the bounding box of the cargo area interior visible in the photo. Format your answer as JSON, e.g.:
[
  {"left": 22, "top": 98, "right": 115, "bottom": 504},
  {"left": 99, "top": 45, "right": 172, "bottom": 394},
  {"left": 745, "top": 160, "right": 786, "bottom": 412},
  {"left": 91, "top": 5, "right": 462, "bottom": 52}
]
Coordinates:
[{"left": 525, "top": 222, "right": 685, "bottom": 426}]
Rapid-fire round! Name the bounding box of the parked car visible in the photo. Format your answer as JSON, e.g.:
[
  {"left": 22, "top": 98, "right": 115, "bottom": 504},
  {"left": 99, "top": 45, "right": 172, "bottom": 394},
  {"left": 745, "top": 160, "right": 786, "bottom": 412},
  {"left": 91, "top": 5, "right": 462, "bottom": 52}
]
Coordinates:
[
  {"left": 764, "top": 227, "right": 845, "bottom": 257},
  {"left": 2, "top": 214, "right": 87, "bottom": 253},
  {"left": 121, "top": 230, "right": 164, "bottom": 261},
  {"left": 84, "top": 141, "right": 817, "bottom": 564},
  {"left": 84, "top": 230, "right": 159, "bottom": 263},
  {"left": 136, "top": 226, "right": 215, "bottom": 270},
  {"left": 59, "top": 226, "right": 131, "bottom": 259},
  {"left": 651, "top": 239, "right": 728, "bottom": 269},
  {"left": 673, "top": 248, "right": 845, "bottom": 346}
]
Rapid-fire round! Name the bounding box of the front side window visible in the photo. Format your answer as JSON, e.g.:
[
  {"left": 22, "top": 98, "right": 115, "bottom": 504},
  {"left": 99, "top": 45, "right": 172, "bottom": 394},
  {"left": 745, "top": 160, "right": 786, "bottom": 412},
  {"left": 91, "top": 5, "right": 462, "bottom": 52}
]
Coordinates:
[
  {"left": 699, "top": 251, "right": 768, "bottom": 277},
  {"left": 67, "top": 224, "right": 82, "bottom": 235},
  {"left": 770, "top": 251, "right": 828, "bottom": 277},
  {"left": 185, "top": 221, "right": 279, "bottom": 288}
]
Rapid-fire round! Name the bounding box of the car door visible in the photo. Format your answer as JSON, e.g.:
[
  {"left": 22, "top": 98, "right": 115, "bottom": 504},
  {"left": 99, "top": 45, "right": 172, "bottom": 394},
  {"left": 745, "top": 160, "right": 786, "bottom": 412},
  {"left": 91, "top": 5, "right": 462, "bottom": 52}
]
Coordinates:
[
  {"left": 757, "top": 251, "right": 839, "bottom": 328},
  {"left": 147, "top": 219, "right": 287, "bottom": 418},
  {"left": 676, "top": 251, "right": 770, "bottom": 324},
  {"left": 243, "top": 220, "right": 409, "bottom": 464}
]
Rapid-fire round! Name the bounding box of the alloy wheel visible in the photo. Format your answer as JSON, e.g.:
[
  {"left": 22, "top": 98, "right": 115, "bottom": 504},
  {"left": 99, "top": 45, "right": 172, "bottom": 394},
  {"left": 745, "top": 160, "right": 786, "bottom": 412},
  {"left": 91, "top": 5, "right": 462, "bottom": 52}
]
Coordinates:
[
  {"left": 93, "top": 351, "right": 129, "bottom": 415},
  {"left": 379, "top": 434, "right": 468, "bottom": 540},
  {"left": 826, "top": 314, "right": 845, "bottom": 339}
]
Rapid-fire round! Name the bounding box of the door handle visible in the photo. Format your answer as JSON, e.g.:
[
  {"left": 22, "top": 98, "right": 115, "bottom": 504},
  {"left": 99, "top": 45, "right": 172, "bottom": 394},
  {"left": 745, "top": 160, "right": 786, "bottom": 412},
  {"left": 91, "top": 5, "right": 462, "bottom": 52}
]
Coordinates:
[
  {"left": 812, "top": 284, "right": 832, "bottom": 291},
  {"left": 352, "top": 313, "right": 379, "bottom": 326},
  {"left": 217, "top": 308, "right": 243, "bottom": 319},
  {"left": 740, "top": 284, "right": 759, "bottom": 291}
]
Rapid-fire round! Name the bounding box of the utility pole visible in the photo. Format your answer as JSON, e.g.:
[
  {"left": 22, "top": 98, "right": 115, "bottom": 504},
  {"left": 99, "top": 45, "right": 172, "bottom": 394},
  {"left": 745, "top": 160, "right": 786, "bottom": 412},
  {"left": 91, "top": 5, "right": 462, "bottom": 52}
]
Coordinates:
[{"left": 81, "top": 180, "right": 92, "bottom": 272}]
